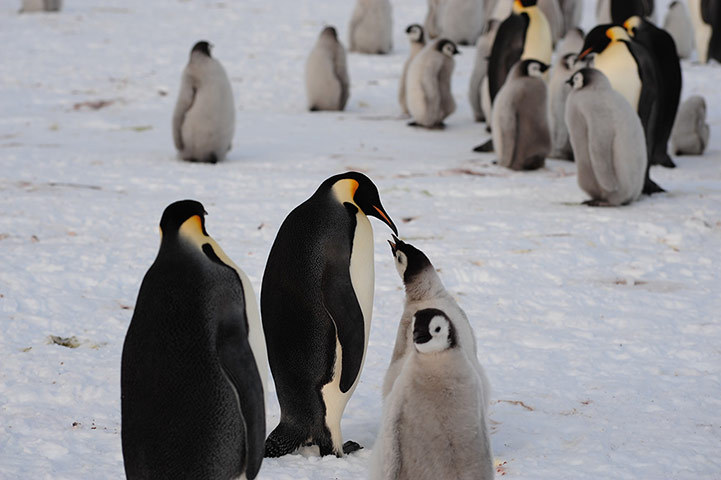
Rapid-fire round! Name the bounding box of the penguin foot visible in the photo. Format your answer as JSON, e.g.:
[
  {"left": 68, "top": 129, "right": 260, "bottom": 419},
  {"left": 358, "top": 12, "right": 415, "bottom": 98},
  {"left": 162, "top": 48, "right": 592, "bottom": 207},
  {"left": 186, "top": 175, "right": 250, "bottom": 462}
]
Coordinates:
[
  {"left": 309, "top": 106, "right": 319, "bottom": 112},
  {"left": 342, "top": 440, "right": 363, "bottom": 455},
  {"left": 582, "top": 199, "right": 614, "bottom": 207},
  {"left": 264, "top": 423, "right": 306, "bottom": 458},
  {"left": 473, "top": 139, "right": 494, "bottom": 153},
  {"left": 642, "top": 178, "right": 665, "bottom": 195},
  {"left": 407, "top": 121, "right": 421, "bottom": 127},
  {"left": 653, "top": 153, "right": 676, "bottom": 168}
]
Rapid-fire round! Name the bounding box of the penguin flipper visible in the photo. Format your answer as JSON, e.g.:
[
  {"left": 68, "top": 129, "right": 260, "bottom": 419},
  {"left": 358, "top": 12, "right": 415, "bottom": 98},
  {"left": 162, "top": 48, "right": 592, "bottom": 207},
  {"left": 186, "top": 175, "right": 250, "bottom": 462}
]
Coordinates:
[
  {"left": 588, "top": 129, "right": 620, "bottom": 194},
  {"left": 488, "top": 13, "right": 526, "bottom": 104},
  {"left": 217, "top": 310, "right": 266, "bottom": 479},
  {"left": 322, "top": 261, "right": 365, "bottom": 394}
]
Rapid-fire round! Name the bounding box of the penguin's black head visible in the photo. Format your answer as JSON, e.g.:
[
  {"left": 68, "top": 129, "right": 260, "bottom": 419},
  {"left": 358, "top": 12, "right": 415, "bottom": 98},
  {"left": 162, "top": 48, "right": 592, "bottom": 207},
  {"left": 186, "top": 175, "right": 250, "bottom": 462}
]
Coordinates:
[
  {"left": 623, "top": 16, "right": 643, "bottom": 37},
  {"left": 578, "top": 24, "right": 621, "bottom": 61},
  {"left": 387, "top": 235, "right": 433, "bottom": 284},
  {"left": 514, "top": 0, "right": 537, "bottom": 11},
  {"left": 322, "top": 26, "right": 338, "bottom": 39},
  {"left": 566, "top": 67, "right": 609, "bottom": 91},
  {"left": 520, "top": 59, "right": 549, "bottom": 77},
  {"left": 324, "top": 171, "right": 398, "bottom": 235},
  {"left": 406, "top": 24, "right": 424, "bottom": 43},
  {"left": 412, "top": 308, "right": 457, "bottom": 353},
  {"left": 436, "top": 39, "right": 460, "bottom": 57},
  {"left": 561, "top": 52, "right": 578, "bottom": 70},
  {"left": 159, "top": 200, "right": 208, "bottom": 239},
  {"left": 610, "top": 0, "right": 645, "bottom": 24},
  {"left": 191, "top": 41, "right": 212, "bottom": 58}
]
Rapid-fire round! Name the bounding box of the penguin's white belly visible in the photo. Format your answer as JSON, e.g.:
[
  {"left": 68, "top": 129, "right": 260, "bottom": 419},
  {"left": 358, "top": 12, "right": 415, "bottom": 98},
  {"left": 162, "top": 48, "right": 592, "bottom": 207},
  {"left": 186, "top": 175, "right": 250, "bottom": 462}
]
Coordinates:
[
  {"left": 688, "top": 0, "right": 712, "bottom": 62},
  {"left": 594, "top": 46, "right": 641, "bottom": 110},
  {"left": 320, "top": 212, "right": 374, "bottom": 452},
  {"left": 521, "top": 11, "right": 553, "bottom": 65},
  {"left": 406, "top": 57, "right": 428, "bottom": 122}
]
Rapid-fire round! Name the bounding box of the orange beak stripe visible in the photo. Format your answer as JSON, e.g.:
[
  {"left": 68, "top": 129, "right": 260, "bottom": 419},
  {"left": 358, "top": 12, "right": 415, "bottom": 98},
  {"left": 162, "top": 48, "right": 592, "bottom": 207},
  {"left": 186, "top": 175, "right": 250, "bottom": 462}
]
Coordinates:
[
  {"left": 373, "top": 205, "right": 393, "bottom": 226},
  {"left": 578, "top": 47, "right": 593, "bottom": 60}
]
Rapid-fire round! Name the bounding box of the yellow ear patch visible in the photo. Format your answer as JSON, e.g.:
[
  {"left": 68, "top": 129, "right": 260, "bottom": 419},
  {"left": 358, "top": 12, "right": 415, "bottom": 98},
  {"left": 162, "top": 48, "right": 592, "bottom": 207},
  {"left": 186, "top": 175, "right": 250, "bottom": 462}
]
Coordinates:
[
  {"left": 178, "top": 215, "right": 206, "bottom": 247},
  {"left": 624, "top": 16, "right": 640, "bottom": 35},
  {"left": 606, "top": 26, "right": 630, "bottom": 42},
  {"left": 512, "top": 0, "right": 523, "bottom": 13},
  {"left": 332, "top": 178, "right": 360, "bottom": 205}
]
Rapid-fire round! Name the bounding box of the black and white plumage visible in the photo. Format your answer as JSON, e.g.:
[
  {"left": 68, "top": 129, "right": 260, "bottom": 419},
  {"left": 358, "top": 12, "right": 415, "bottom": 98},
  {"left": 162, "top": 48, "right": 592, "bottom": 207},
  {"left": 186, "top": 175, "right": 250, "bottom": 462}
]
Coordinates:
[
  {"left": 664, "top": 1, "right": 696, "bottom": 59},
  {"left": 400, "top": 24, "right": 427, "bottom": 116},
  {"left": 306, "top": 27, "right": 350, "bottom": 112},
  {"left": 349, "top": 0, "right": 393, "bottom": 54},
  {"left": 370, "top": 308, "right": 493, "bottom": 480},
  {"left": 688, "top": 0, "right": 721, "bottom": 63},
  {"left": 121, "top": 200, "right": 266, "bottom": 480},
  {"left": 261, "top": 172, "right": 397, "bottom": 458},
  {"left": 566, "top": 69, "right": 647, "bottom": 206},
  {"left": 406, "top": 39, "right": 460, "bottom": 129},
  {"left": 671, "top": 95, "right": 710, "bottom": 155},
  {"left": 172, "top": 41, "right": 235, "bottom": 164},
  {"left": 469, "top": 20, "right": 501, "bottom": 123},
  {"left": 596, "top": 0, "right": 654, "bottom": 24}
]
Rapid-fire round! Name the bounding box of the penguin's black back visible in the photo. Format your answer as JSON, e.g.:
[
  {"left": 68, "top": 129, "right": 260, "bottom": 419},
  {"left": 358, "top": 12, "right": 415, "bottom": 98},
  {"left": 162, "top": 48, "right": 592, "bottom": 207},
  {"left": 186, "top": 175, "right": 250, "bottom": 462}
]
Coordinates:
[
  {"left": 121, "top": 242, "right": 251, "bottom": 479},
  {"left": 488, "top": 12, "right": 528, "bottom": 105}
]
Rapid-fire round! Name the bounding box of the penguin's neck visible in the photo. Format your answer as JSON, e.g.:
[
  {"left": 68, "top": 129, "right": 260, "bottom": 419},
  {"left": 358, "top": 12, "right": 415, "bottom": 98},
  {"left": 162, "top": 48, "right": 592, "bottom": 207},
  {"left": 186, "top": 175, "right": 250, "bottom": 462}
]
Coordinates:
[
  {"left": 405, "top": 267, "right": 447, "bottom": 302},
  {"left": 521, "top": 8, "right": 553, "bottom": 65},
  {"left": 594, "top": 42, "right": 641, "bottom": 109}
]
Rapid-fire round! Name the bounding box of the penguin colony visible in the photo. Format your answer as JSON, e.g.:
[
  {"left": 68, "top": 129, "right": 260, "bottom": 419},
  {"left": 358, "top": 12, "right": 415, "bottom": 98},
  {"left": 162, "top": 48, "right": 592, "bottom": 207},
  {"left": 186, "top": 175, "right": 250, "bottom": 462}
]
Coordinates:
[{"left": 105, "top": 0, "right": 718, "bottom": 478}]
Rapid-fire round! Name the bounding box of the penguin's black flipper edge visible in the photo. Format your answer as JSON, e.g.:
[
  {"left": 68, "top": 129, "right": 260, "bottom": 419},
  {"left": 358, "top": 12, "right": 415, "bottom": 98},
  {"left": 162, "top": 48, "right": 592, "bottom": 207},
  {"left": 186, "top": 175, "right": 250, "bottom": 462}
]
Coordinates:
[
  {"left": 217, "top": 310, "right": 266, "bottom": 479},
  {"left": 322, "top": 263, "right": 365, "bottom": 394}
]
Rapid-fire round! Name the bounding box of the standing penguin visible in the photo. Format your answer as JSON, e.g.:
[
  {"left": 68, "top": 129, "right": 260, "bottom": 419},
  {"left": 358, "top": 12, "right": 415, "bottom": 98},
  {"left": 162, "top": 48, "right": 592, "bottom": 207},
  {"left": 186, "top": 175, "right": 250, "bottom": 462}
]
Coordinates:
[
  {"left": 172, "top": 41, "right": 235, "bottom": 164},
  {"left": 624, "top": 15, "right": 682, "bottom": 169},
  {"left": 399, "top": 24, "right": 427, "bottom": 116},
  {"left": 549, "top": 53, "right": 579, "bottom": 160},
  {"left": 538, "top": 0, "right": 565, "bottom": 44},
  {"left": 383, "top": 236, "right": 491, "bottom": 406},
  {"left": 261, "top": 172, "right": 397, "bottom": 458},
  {"left": 671, "top": 95, "right": 710, "bottom": 155},
  {"left": 437, "top": 0, "right": 487, "bottom": 46},
  {"left": 597, "top": 0, "right": 653, "bottom": 24},
  {"left": 664, "top": 1, "right": 695, "bottom": 59},
  {"left": 578, "top": 25, "right": 664, "bottom": 194},
  {"left": 349, "top": 0, "right": 393, "bottom": 54},
  {"left": 566, "top": 69, "right": 647, "bottom": 206},
  {"left": 20, "top": 0, "right": 61, "bottom": 12},
  {"left": 469, "top": 19, "right": 501, "bottom": 123},
  {"left": 492, "top": 59, "right": 552, "bottom": 170},
  {"left": 121, "top": 200, "right": 266, "bottom": 480},
  {"left": 688, "top": 0, "right": 721, "bottom": 63},
  {"left": 557, "top": 0, "right": 583, "bottom": 35},
  {"left": 425, "top": 0, "right": 443, "bottom": 40},
  {"left": 306, "top": 26, "right": 350, "bottom": 112},
  {"left": 406, "top": 39, "right": 460, "bottom": 129},
  {"left": 370, "top": 308, "right": 494, "bottom": 480}
]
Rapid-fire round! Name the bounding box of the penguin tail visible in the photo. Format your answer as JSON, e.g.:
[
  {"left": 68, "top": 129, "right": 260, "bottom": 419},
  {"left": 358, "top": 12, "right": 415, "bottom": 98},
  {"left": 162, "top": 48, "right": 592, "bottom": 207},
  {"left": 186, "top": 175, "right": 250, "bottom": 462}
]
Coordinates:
[{"left": 264, "top": 422, "right": 306, "bottom": 458}]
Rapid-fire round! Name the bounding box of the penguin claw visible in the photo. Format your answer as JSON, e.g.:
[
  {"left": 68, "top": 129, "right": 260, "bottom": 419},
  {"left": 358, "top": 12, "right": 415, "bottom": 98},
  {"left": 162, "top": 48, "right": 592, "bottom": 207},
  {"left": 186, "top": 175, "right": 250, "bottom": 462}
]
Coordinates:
[{"left": 342, "top": 440, "right": 363, "bottom": 455}]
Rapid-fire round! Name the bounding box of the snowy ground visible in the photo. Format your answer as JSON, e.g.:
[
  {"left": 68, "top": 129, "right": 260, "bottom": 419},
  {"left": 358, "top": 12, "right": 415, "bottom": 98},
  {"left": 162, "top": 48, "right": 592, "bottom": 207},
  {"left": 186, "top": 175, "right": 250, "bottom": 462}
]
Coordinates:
[{"left": 1, "top": 0, "right": 720, "bottom": 478}]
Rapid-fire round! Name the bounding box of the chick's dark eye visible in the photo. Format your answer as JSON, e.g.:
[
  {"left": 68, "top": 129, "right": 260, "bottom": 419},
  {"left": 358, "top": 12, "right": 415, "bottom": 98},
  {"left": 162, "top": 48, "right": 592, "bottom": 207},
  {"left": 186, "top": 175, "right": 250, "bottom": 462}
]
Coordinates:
[{"left": 434, "top": 327, "right": 441, "bottom": 333}]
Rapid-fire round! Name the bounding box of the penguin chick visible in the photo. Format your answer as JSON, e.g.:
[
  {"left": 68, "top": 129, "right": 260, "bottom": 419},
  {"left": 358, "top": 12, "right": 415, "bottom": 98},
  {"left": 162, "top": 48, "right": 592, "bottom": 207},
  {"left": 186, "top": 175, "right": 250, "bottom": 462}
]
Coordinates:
[
  {"left": 406, "top": 39, "right": 460, "bottom": 129},
  {"left": 400, "top": 24, "right": 427, "bottom": 115},
  {"left": 492, "top": 59, "right": 552, "bottom": 170},
  {"left": 121, "top": 200, "right": 266, "bottom": 480},
  {"left": 349, "top": 0, "right": 393, "bottom": 54},
  {"left": 565, "top": 68, "right": 647, "bottom": 206},
  {"left": 172, "top": 41, "right": 235, "bottom": 164},
  {"left": 549, "top": 53, "right": 578, "bottom": 160},
  {"left": 306, "top": 26, "right": 350, "bottom": 112},
  {"left": 370, "top": 309, "right": 494, "bottom": 480},
  {"left": 664, "top": 1, "right": 695, "bottom": 59},
  {"left": 438, "top": 0, "right": 486, "bottom": 46},
  {"left": 20, "top": 0, "right": 61, "bottom": 12},
  {"left": 556, "top": 26, "right": 585, "bottom": 57},
  {"left": 383, "top": 236, "right": 490, "bottom": 408},
  {"left": 469, "top": 19, "right": 501, "bottom": 123},
  {"left": 671, "top": 95, "right": 710, "bottom": 155}
]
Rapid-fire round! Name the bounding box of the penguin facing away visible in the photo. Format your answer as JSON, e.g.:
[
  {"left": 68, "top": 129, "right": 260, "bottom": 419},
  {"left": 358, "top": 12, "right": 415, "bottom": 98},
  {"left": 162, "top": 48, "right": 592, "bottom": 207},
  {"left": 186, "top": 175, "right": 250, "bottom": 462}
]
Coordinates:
[
  {"left": 406, "top": 39, "right": 460, "bottom": 129},
  {"left": 20, "top": 0, "right": 61, "bottom": 12},
  {"left": 492, "top": 59, "right": 552, "bottom": 170},
  {"left": 688, "top": 0, "right": 721, "bottom": 63},
  {"left": 121, "top": 200, "right": 266, "bottom": 480},
  {"left": 565, "top": 69, "right": 647, "bottom": 206},
  {"left": 306, "top": 26, "right": 350, "bottom": 112},
  {"left": 664, "top": 1, "right": 696, "bottom": 59},
  {"left": 549, "top": 53, "right": 579, "bottom": 160},
  {"left": 261, "top": 172, "right": 397, "bottom": 458},
  {"left": 437, "top": 0, "right": 486, "bottom": 46},
  {"left": 172, "top": 41, "right": 235, "bottom": 164},
  {"left": 399, "top": 24, "right": 427, "bottom": 116},
  {"left": 469, "top": 19, "right": 501, "bottom": 123},
  {"left": 671, "top": 95, "right": 710, "bottom": 155},
  {"left": 370, "top": 308, "right": 494, "bottom": 480},
  {"left": 349, "top": 0, "right": 393, "bottom": 54}
]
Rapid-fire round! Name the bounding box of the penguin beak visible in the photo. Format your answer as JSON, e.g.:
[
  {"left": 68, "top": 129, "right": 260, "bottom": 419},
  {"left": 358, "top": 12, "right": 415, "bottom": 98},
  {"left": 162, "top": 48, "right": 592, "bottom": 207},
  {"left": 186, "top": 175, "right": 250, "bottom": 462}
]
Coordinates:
[
  {"left": 413, "top": 329, "right": 432, "bottom": 344},
  {"left": 388, "top": 234, "right": 401, "bottom": 254},
  {"left": 565, "top": 76, "right": 574, "bottom": 86},
  {"left": 370, "top": 205, "right": 398, "bottom": 235},
  {"left": 540, "top": 63, "right": 549, "bottom": 73},
  {"left": 578, "top": 47, "right": 593, "bottom": 61}
]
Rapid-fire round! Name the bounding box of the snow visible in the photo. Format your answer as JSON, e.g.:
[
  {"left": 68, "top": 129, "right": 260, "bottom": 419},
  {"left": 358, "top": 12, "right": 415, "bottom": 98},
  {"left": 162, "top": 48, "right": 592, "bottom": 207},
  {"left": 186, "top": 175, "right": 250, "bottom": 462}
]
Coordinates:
[{"left": 0, "top": 0, "right": 720, "bottom": 478}]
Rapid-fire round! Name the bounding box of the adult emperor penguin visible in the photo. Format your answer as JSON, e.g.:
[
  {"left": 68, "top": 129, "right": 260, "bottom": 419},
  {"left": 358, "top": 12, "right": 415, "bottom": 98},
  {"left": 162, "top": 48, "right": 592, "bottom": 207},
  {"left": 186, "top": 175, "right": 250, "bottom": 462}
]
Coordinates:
[
  {"left": 664, "top": 1, "right": 696, "bottom": 59},
  {"left": 121, "top": 200, "right": 266, "bottom": 480},
  {"left": 437, "top": 0, "right": 487, "bottom": 46},
  {"left": 566, "top": 69, "right": 647, "bottom": 206},
  {"left": 261, "top": 172, "right": 397, "bottom": 458},
  {"left": 492, "top": 59, "right": 552, "bottom": 170},
  {"left": 306, "top": 26, "right": 350, "bottom": 112},
  {"left": 671, "top": 95, "right": 710, "bottom": 155},
  {"left": 383, "top": 236, "right": 490, "bottom": 406},
  {"left": 406, "top": 39, "right": 460, "bottom": 129},
  {"left": 597, "top": 0, "right": 653, "bottom": 24},
  {"left": 349, "top": 0, "right": 393, "bottom": 54},
  {"left": 578, "top": 24, "right": 664, "bottom": 194},
  {"left": 399, "top": 24, "right": 426, "bottom": 116},
  {"left": 688, "top": 0, "right": 721, "bottom": 63},
  {"left": 469, "top": 19, "right": 501, "bottom": 123},
  {"left": 20, "top": 0, "right": 61, "bottom": 12},
  {"left": 370, "top": 308, "right": 494, "bottom": 480},
  {"left": 172, "top": 41, "right": 234, "bottom": 164},
  {"left": 625, "top": 15, "right": 682, "bottom": 168}
]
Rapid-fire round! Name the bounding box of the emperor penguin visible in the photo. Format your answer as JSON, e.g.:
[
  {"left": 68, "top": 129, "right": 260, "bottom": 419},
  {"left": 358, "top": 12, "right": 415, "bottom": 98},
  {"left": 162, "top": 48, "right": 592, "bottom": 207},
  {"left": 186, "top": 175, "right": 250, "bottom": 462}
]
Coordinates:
[
  {"left": 664, "top": 1, "right": 695, "bottom": 59},
  {"left": 20, "top": 0, "right": 61, "bottom": 12},
  {"left": 469, "top": 19, "right": 501, "bottom": 123},
  {"left": 399, "top": 24, "right": 427, "bottom": 116},
  {"left": 625, "top": 15, "right": 682, "bottom": 169},
  {"left": 121, "top": 200, "right": 267, "bottom": 480},
  {"left": 578, "top": 25, "right": 664, "bottom": 194},
  {"left": 306, "top": 26, "right": 350, "bottom": 112},
  {"left": 406, "top": 39, "right": 460, "bottom": 129},
  {"left": 671, "top": 95, "right": 710, "bottom": 155},
  {"left": 261, "top": 172, "right": 397, "bottom": 458},
  {"left": 437, "top": 0, "right": 487, "bottom": 46},
  {"left": 538, "top": 0, "right": 564, "bottom": 44},
  {"left": 349, "top": 0, "right": 393, "bottom": 54},
  {"left": 383, "top": 236, "right": 491, "bottom": 406},
  {"left": 688, "top": 0, "right": 721, "bottom": 63},
  {"left": 492, "top": 59, "right": 552, "bottom": 170},
  {"left": 172, "top": 41, "right": 235, "bottom": 164},
  {"left": 566, "top": 69, "right": 647, "bottom": 206},
  {"left": 370, "top": 308, "right": 494, "bottom": 480},
  {"left": 597, "top": 0, "right": 654, "bottom": 24},
  {"left": 556, "top": 0, "right": 583, "bottom": 35}
]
